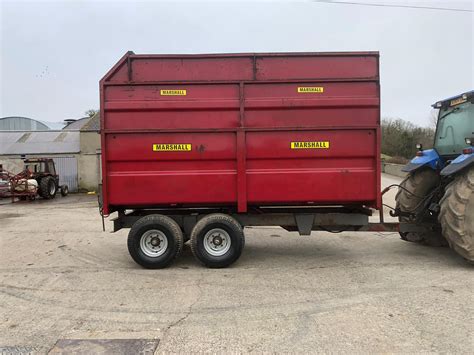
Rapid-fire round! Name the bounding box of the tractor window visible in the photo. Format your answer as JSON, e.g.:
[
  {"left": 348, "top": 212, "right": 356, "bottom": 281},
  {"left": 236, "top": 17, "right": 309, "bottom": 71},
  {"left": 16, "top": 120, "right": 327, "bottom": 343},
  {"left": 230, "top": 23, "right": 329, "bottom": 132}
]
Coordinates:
[
  {"left": 434, "top": 101, "right": 474, "bottom": 156},
  {"left": 48, "top": 161, "right": 56, "bottom": 175},
  {"left": 25, "top": 163, "right": 41, "bottom": 173}
]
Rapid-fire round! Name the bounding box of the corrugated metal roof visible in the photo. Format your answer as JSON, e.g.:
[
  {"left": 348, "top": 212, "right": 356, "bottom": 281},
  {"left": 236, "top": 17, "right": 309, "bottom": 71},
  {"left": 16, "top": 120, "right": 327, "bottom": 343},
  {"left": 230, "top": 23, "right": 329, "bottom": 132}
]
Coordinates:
[
  {"left": 63, "top": 117, "right": 90, "bottom": 130},
  {"left": 0, "top": 131, "right": 80, "bottom": 155},
  {"left": 0, "top": 116, "right": 50, "bottom": 130},
  {"left": 81, "top": 113, "right": 100, "bottom": 131}
]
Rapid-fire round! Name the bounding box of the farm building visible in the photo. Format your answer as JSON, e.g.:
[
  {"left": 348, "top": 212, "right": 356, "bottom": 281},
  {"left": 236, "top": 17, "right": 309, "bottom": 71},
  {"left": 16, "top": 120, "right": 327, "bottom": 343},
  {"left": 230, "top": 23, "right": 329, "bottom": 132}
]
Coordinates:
[{"left": 0, "top": 114, "right": 101, "bottom": 192}]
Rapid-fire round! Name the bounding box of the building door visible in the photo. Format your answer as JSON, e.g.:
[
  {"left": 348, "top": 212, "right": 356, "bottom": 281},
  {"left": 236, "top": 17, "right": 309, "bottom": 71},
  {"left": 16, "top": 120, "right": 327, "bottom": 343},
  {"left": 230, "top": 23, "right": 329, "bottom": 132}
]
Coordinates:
[{"left": 50, "top": 156, "right": 78, "bottom": 192}]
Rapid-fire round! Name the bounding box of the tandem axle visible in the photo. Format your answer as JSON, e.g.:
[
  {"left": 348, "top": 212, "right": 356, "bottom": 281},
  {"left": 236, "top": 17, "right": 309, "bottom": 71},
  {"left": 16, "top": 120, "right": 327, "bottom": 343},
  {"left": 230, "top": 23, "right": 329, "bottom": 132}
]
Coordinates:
[{"left": 107, "top": 205, "right": 438, "bottom": 269}]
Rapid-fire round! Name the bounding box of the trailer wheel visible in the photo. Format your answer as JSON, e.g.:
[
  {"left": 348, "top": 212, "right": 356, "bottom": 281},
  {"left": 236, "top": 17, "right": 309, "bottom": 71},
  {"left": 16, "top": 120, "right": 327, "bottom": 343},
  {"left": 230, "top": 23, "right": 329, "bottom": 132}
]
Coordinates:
[
  {"left": 395, "top": 169, "right": 447, "bottom": 246},
  {"left": 190, "top": 214, "right": 244, "bottom": 268},
  {"left": 39, "top": 176, "right": 57, "bottom": 199},
  {"left": 127, "top": 214, "right": 184, "bottom": 269},
  {"left": 60, "top": 185, "right": 69, "bottom": 197},
  {"left": 438, "top": 167, "right": 474, "bottom": 262}
]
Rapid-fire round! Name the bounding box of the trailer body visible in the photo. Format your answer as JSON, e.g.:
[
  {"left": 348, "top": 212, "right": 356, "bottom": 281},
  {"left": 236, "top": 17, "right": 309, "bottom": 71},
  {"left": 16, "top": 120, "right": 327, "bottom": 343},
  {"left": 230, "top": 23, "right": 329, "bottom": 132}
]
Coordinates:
[{"left": 100, "top": 52, "right": 381, "bottom": 216}]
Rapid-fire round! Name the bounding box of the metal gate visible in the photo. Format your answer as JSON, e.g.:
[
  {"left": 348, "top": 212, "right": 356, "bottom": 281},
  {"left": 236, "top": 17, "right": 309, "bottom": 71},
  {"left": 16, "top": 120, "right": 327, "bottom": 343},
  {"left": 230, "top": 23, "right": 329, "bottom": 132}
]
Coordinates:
[{"left": 49, "top": 156, "right": 78, "bottom": 192}]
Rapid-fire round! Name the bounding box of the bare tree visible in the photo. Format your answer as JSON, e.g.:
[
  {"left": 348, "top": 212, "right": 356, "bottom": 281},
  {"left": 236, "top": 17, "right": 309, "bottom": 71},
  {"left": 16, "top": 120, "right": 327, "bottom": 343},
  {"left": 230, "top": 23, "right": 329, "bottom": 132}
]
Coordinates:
[{"left": 85, "top": 109, "right": 99, "bottom": 117}]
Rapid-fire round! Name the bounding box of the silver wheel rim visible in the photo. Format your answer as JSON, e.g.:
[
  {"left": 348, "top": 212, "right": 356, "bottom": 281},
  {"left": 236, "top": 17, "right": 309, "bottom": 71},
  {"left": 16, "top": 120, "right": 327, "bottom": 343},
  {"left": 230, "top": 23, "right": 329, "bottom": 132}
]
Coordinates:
[
  {"left": 140, "top": 229, "right": 168, "bottom": 257},
  {"left": 203, "top": 228, "right": 231, "bottom": 257},
  {"left": 49, "top": 181, "right": 56, "bottom": 195}
]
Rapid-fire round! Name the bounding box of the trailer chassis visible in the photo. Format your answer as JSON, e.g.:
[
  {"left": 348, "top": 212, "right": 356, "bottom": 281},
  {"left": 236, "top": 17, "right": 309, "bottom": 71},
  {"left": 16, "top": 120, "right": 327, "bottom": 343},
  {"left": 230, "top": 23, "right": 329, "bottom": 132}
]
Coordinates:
[
  {"left": 108, "top": 182, "right": 439, "bottom": 236},
  {"left": 102, "top": 185, "right": 440, "bottom": 269},
  {"left": 110, "top": 205, "right": 437, "bottom": 235}
]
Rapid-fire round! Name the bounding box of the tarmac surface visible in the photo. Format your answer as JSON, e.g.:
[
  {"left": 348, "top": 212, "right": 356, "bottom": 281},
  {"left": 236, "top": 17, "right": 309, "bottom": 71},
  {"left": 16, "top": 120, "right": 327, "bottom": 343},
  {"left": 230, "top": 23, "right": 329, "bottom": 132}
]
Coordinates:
[{"left": 0, "top": 174, "right": 472, "bottom": 353}]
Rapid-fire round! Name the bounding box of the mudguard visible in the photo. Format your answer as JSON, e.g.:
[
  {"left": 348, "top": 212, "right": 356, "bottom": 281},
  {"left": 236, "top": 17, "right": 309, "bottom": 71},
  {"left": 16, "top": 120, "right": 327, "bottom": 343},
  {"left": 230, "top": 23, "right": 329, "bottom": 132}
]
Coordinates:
[
  {"left": 401, "top": 149, "right": 443, "bottom": 173},
  {"left": 440, "top": 152, "right": 474, "bottom": 176}
]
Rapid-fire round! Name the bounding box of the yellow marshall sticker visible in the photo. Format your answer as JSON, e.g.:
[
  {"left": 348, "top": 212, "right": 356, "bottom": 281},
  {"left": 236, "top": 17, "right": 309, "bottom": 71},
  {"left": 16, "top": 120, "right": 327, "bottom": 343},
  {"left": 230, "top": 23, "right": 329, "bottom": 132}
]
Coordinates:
[
  {"left": 297, "top": 87, "right": 324, "bottom": 93},
  {"left": 291, "top": 141, "right": 330, "bottom": 149},
  {"left": 153, "top": 144, "right": 192, "bottom": 151},
  {"left": 160, "top": 89, "right": 187, "bottom": 96}
]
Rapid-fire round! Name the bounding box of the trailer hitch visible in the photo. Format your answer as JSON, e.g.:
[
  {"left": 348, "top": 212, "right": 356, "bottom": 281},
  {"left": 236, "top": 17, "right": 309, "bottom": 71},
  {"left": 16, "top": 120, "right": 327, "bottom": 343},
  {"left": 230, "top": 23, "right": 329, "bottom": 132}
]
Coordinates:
[{"left": 389, "top": 207, "right": 413, "bottom": 219}]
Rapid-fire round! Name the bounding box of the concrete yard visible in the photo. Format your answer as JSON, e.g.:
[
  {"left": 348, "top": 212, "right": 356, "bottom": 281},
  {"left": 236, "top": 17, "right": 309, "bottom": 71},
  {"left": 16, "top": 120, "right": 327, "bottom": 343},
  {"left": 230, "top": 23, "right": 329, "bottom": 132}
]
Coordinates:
[{"left": 0, "top": 174, "right": 472, "bottom": 353}]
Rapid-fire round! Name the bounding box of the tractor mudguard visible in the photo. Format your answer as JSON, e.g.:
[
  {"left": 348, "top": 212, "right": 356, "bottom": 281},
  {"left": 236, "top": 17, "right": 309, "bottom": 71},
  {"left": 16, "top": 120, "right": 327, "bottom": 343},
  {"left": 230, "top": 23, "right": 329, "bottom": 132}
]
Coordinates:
[
  {"left": 402, "top": 149, "right": 443, "bottom": 173},
  {"left": 440, "top": 152, "right": 474, "bottom": 176}
]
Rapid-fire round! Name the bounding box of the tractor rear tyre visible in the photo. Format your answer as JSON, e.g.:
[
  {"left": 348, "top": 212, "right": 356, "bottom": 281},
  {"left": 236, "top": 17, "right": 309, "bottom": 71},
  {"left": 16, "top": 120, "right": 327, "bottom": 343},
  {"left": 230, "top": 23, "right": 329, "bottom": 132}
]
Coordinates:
[
  {"left": 127, "top": 214, "right": 184, "bottom": 269},
  {"left": 39, "top": 176, "right": 57, "bottom": 199},
  {"left": 395, "top": 169, "right": 447, "bottom": 246},
  {"left": 190, "top": 214, "right": 245, "bottom": 268},
  {"left": 438, "top": 167, "right": 474, "bottom": 262}
]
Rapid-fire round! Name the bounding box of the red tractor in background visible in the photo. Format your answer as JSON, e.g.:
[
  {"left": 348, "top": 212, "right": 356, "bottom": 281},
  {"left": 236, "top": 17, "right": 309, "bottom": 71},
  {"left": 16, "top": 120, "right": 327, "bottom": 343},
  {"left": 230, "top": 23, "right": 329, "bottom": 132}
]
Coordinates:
[
  {"left": 0, "top": 158, "right": 69, "bottom": 201},
  {"left": 23, "top": 158, "right": 69, "bottom": 199}
]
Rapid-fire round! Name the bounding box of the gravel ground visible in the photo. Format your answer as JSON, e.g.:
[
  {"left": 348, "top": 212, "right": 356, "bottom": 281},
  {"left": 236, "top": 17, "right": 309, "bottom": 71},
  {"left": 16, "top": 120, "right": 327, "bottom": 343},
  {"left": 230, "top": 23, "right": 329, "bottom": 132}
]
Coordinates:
[{"left": 0, "top": 174, "right": 472, "bottom": 353}]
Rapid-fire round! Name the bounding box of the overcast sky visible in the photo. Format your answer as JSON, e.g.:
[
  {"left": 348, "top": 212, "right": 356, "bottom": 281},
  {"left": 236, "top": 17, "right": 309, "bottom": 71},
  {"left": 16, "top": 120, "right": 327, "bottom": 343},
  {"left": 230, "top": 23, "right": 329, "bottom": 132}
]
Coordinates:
[{"left": 1, "top": 0, "right": 473, "bottom": 126}]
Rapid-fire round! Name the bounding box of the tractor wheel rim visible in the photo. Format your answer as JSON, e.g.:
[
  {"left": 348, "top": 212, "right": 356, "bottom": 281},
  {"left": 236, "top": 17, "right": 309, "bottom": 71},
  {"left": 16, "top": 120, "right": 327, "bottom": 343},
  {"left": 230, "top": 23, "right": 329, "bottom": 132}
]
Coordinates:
[
  {"left": 140, "top": 229, "right": 168, "bottom": 257},
  {"left": 49, "top": 182, "right": 56, "bottom": 195},
  {"left": 203, "top": 228, "right": 231, "bottom": 257}
]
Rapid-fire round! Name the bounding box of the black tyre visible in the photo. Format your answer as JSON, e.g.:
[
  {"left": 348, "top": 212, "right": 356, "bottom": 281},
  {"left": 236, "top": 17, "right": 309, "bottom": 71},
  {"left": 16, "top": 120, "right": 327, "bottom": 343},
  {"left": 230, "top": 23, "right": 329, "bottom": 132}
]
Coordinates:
[
  {"left": 60, "top": 185, "right": 69, "bottom": 197},
  {"left": 438, "top": 167, "right": 474, "bottom": 262},
  {"left": 39, "top": 176, "right": 57, "bottom": 199},
  {"left": 190, "top": 213, "right": 245, "bottom": 268},
  {"left": 395, "top": 169, "right": 447, "bottom": 246},
  {"left": 127, "top": 214, "right": 184, "bottom": 269}
]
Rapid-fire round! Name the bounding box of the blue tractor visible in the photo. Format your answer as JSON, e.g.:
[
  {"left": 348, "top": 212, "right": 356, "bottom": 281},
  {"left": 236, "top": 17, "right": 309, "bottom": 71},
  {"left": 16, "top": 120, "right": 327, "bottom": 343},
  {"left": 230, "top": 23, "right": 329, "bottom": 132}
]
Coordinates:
[{"left": 395, "top": 90, "right": 473, "bottom": 261}]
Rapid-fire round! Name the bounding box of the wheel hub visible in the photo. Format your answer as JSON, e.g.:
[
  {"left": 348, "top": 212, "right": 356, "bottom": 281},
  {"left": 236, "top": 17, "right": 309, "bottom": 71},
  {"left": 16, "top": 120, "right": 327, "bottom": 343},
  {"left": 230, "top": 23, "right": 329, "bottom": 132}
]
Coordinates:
[
  {"left": 203, "top": 228, "right": 231, "bottom": 257},
  {"left": 140, "top": 230, "right": 168, "bottom": 257},
  {"left": 150, "top": 237, "right": 161, "bottom": 247},
  {"left": 212, "top": 235, "right": 223, "bottom": 246}
]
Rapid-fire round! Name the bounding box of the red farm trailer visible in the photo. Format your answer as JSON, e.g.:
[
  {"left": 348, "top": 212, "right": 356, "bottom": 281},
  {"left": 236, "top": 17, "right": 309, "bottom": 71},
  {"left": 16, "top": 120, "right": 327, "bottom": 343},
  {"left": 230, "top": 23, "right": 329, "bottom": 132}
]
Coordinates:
[{"left": 100, "top": 51, "right": 405, "bottom": 269}]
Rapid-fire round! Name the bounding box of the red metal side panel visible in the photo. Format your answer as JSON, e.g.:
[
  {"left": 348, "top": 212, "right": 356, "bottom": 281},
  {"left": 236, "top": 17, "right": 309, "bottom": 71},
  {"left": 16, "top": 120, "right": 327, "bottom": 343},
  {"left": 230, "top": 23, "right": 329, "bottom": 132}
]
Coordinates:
[
  {"left": 256, "top": 55, "right": 378, "bottom": 80},
  {"left": 106, "top": 132, "right": 237, "bottom": 206},
  {"left": 104, "top": 84, "right": 240, "bottom": 130},
  {"left": 246, "top": 130, "right": 377, "bottom": 204},
  {"left": 243, "top": 80, "right": 379, "bottom": 206},
  {"left": 131, "top": 56, "right": 254, "bottom": 82},
  {"left": 244, "top": 81, "right": 379, "bottom": 128},
  {"left": 100, "top": 52, "right": 380, "bottom": 215}
]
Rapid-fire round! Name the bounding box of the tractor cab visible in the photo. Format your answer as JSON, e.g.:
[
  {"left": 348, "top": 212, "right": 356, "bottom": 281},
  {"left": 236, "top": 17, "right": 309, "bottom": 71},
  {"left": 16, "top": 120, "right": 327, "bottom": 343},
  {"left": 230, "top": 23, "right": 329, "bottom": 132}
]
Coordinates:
[
  {"left": 403, "top": 90, "right": 474, "bottom": 176},
  {"left": 434, "top": 93, "right": 474, "bottom": 158},
  {"left": 433, "top": 91, "right": 474, "bottom": 175},
  {"left": 24, "top": 158, "right": 57, "bottom": 176}
]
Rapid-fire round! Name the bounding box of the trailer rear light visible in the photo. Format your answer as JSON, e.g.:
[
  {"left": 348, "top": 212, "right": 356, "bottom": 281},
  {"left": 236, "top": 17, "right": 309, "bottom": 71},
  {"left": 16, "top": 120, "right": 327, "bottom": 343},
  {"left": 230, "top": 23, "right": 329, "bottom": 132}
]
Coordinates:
[
  {"left": 416, "top": 151, "right": 424, "bottom": 157},
  {"left": 462, "top": 148, "right": 473, "bottom": 155}
]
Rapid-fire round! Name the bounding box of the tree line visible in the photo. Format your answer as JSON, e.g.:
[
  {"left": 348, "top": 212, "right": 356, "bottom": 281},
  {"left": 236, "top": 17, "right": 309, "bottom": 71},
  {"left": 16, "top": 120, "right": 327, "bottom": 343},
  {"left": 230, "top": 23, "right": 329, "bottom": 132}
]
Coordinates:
[{"left": 382, "top": 118, "right": 435, "bottom": 162}]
